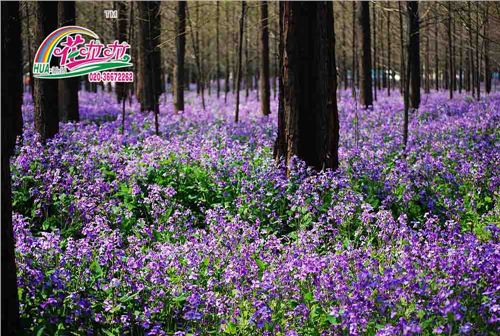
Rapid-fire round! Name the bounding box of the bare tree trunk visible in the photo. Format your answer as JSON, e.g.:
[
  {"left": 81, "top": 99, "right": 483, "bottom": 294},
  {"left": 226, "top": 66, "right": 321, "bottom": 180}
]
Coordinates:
[
  {"left": 352, "top": 2, "right": 358, "bottom": 88},
  {"left": 398, "top": 1, "right": 405, "bottom": 94},
  {"left": 468, "top": 2, "right": 475, "bottom": 97},
  {"left": 58, "top": 1, "right": 79, "bottom": 123},
  {"left": 484, "top": 4, "right": 491, "bottom": 94},
  {"left": 274, "top": 1, "right": 285, "bottom": 161},
  {"left": 459, "top": 22, "right": 463, "bottom": 93},
  {"left": 372, "top": 3, "right": 377, "bottom": 101},
  {"left": 358, "top": 2, "right": 373, "bottom": 108},
  {"left": 447, "top": 2, "right": 453, "bottom": 99},
  {"left": 34, "top": 1, "right": 59, "bottom": 143},
  {"left": 260, "top": 1, "right": 271, "bottom": 116},
  {"left": 137, "top": 1, "right": 161, "bottom": 125},
  {"left": 216, "top": 2, "right": 220, "bottom": 98},
  {"left": 387, "top": 6, "right": 391, "bottom": 96},
  {"left": 1, "top": 3, "right": 23, "bottom": 334},
  {"left": 425, "top": 24, "right": 430, "bottom": 94},
  {"left": 234, "top": 1, "right": 246, "bottom": 122},
  {"left": 174, "top": 1, "right": 186, "bottom": 113},
  {"left": 24, "top": 3, "right": 34, "bottom": 96},
  {"left": 224, "top": 3, "right": 230, "bottom": 102},
  {"left": 435, "top": 16, "right": 439, "bottom": 91},
  {"left": 244, "top": 10, "right": 249, "bottom": 100},
  {"left": 475, "top": 2, "right": 480, "bottom": 100},
  {"left": 408, "top": 1, "right": 420, "bottom": 109},
  {"left": 277, "top": 1, "right": 339, "bottom": 172},
  {"left": 342, "top": 3, "right": 348, "bottom": 90},
  {"left": 115, "top": 1, "right": 128, "bottom": 104}
]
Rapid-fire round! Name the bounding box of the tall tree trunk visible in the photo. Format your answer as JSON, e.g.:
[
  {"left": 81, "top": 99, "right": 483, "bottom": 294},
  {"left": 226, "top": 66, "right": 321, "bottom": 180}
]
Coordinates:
[
  {"left": 244, "top": 10, "right": 250, "bottom": 100},
  {"left": 358, "top": 2, "right": 373, "bottom": 108},
  {"left": 1, "top": 2, "right": 23, "bottom": 334},
  {"left": 434, "top": 16, "right": 439, "bottom": 91},
  {"left": 447, "top": 2, "right": 453, "bottom": 99},
  {"left": 137, "top": 1, "right": 161, "bottom": 125},
  {"left": 58, "top": 1, "right": 79, "bottom": 123},
  {"left": 34, "top": 1, "right": 59, "bottom": 143},
  {"left": 274, "top": 1, "right": 285, "bottom": 160},
  {"left": 387, "top": 6, "right": 391, "bottom": 96},
  {"left": 484, "top": 4, "right": 491, "bottom": 94},
  {"left": 425, "top": 24, "right": 430, "bottom": 94},
  {"left": 115, "top": 1, "right": 128, "bottom": 104},
  {"left": 216, "top": 2, "right": 220, "bottom": 98},
  {"left": 352, "top": 2, "right": 358, "bottom": 88},
  {"left": 174, "top": 1, "right": 186, "bottom": 113},
  {"left": 259, "top": 1, "right": 271, "bottom": 116},
  {"left": 24, "top": 3, "right": 34, "bottom": 96},
  {"left": 475, "top": 2, "right": 480, "bottom": 100},
  {"left": 372, "top": 3, "right": 377, "bottom": 101},
  {"left": 277, "top": 1, "right": 339, "bottom": 172},
  {"left": 459, "top": 22, "right": 463, "bottom": 93},
  {"left": 408, "top": 1, "right": 420, "bottom": 109},
  {"left": 224, "top": 3, "right": 230, "bottom": 102},
  {"left": 342, "top": 3, "right": 348, "bottom": 90},
  {"left": 468, "top": 2, "right": 475, "bottom": 97},
  {"left": 234, "top": 1, "right": 246, "bottom": 122},
  {"left": 398, "top": 1, "right": 405, "bottom": 94}
]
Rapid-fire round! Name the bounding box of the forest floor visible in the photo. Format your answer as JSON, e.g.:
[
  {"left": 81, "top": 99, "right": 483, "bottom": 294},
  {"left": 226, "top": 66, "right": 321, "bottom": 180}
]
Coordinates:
[{"left": 12, "top": 89, "right": 499, "bottom": 335}]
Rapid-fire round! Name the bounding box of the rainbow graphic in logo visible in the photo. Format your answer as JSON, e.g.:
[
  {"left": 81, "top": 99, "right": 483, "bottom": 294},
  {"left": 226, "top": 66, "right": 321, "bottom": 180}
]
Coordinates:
[{"left": 33, "top": 25, "right": 132, "bottom": 79}]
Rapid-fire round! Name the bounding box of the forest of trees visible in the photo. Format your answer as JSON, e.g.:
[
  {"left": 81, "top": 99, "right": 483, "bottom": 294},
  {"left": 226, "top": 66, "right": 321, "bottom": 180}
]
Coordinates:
[{"left": 2, "top": 1, "right": 500, "bottom": 334}]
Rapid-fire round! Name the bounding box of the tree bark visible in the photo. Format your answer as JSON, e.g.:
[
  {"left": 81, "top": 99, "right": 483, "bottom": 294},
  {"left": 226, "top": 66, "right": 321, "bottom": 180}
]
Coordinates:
[
  {"left": 408, "top": 1, "right": 420, "bottom": 109},
  {"left": 387, "top": 6, "right": 391, "bottom": 96},
  {"left": 58, "top": 1, "right": 79, "bottom": 122},
  {"left": 372, "top": 3, "right": 377, "bottom": 101},
  {"left": 447, "top": 2, "right": 453, "bottom": 99},
  {"left": 475, "top": 2, "right": 480, "bottom": 100},
  {"left": 224, "top": 2, "right": 230, "bottom": 102},
  {"left": 137, "top": 1, "right": 161, "bottom": 128},
  {"left": 216, "top": 2, "right": 220, "bottom": 98},
  {"left": 484, "top": 4, "right": 491, "bottom": 94},
  {"left": 234, "top": 1, "right": 246, "bottom": 122},
  {"left": 34, "top": 1, "right": 59, "bottom": 143},
  {"left": 434, "top": 16, "right": 439, "bottom": 91},
  {"left": 358, "top": 2, "right": 373, "bottom": 108},
  {"left": 1, "top": 2, "right": 23, "bottom": 334},
  {"left": 277, "top": 1, "right": 339, "bottom": 172},
  {"left": 115, "top": 1, "right": 128, "bottom": 104},
  {"left": 174, "top": 1, "right": 186, "bottom": 113},
  {"left": 259, "top": 1, "right": 271, "bottom": 116}
]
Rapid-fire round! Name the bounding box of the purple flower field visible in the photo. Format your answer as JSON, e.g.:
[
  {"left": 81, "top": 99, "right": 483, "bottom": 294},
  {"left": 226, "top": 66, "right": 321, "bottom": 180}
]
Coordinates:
[{"left": 11, "top": 90, "right": 499, "bottom": 335}]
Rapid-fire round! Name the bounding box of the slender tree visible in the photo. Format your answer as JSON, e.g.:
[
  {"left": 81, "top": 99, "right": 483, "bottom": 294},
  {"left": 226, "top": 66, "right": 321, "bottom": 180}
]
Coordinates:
[
  {"left": 275, "top": 1, "right": 339, "bottom": 172},
  {"left": 259, "top": 1, "right": 271, "bottom": 116},
  {"left": 216, "top": 2, "right": 220, "bottom": 98},
  {"left": 137, "top": 1, "right": 161, "bottom": 134},
  {"left": 58, "top": 1, "right": 79, "bottom": 122},
  {"left": 387, "top": 4, "right": 392, "bottom": 96},
  {"left": 174, "top": 1, "right": 186, "bottom": 113},
  {"left": 484, "top": 4, "right": 491, "bottom": 94},
  {"left": 234, "top": 1, "right": 246, "bottom": 122},
  {"left": 33, "top": 1, "right": 59, "bottom": 143},
  {"left": 2, "top": 2, "right": 23, "bottom": 334},
  {"left": 358, "top": 2, "right": 373, "bottom": 108},
  {"left": 408, "top": 1, "right": 420, "bottom": 109},
  {"left": 115, "top": 1, "right": 128, "bottom": 104},
  {"left": 372, "top": 3, "right": 377, "bottom": 101},
  {"left": 435, "top": 16, "right": 439, "bottom": 91},
  {"left": 447, "top": 2, "right": 453, "bottom": 99}
]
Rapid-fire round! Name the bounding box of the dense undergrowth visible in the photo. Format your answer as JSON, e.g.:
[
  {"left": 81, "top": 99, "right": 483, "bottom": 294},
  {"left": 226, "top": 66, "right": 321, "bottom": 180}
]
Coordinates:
[{"left": 11, "top": 89, "right": 499, "bottom": 335}]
